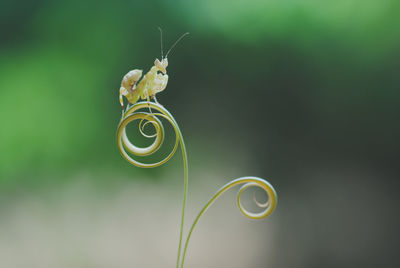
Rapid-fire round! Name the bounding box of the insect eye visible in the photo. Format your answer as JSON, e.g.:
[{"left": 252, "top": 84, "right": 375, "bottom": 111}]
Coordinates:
[{"left": 163, "top": 59, "right": 168, "bottom": 67}]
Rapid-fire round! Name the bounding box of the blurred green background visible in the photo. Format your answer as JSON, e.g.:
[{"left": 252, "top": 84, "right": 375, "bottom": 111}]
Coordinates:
[{"left": 0, "top": 0, "right": 399, "bottom": 267}]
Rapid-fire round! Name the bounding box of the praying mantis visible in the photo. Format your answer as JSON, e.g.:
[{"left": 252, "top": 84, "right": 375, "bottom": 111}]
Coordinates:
[{"left": 119, "top": 29, "right": 189, "bottom": 111}]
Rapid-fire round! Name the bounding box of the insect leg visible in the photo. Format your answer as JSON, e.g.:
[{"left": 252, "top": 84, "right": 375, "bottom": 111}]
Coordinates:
[
  {"left": 153, "top": 95, "right": 164, "bottom": 107},
  {"left": 119, "top": 87, "right": 128, "bottom": 110},
  {"left": 146, "top": 95, "right": 153, "bottom": 114},
  {"left": 153, "top": 95, "right": 159, "bottom": 104}
]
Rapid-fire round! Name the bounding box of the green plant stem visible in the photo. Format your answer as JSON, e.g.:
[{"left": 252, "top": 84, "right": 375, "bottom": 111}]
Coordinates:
[
  {"left": 176, "top": 127, "right": 188, "bottom": 268},
  {"left": 180, "top": 177, "right": 277, "bottom": 268},
  {"left": 116, "top": 102, "right": 189, "bottom": 268},
  {"left": 116, "top": 102, "right": 277, "bottom": 268}
]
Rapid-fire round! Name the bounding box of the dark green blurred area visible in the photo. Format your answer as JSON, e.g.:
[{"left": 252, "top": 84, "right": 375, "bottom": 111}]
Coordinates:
[
  {"left": 0, "top": 0, "right": 399, "bottom": 266},
  {"left": 1, "top": 0, "right": 398, "bottom": 181}
]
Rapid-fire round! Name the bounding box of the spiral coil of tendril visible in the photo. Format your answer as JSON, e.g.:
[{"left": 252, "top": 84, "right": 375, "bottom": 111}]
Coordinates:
[
  {"left": 116, "top": 102, "right": 182, "bottom": 168},
  {"left": 116, "top": 101, "right": 277, "bottom": 268}
]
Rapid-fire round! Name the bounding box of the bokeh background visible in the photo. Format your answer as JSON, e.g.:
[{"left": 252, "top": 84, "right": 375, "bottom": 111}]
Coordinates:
[{"left": 1, "top": 0, "right": 399, "bottom": 267}]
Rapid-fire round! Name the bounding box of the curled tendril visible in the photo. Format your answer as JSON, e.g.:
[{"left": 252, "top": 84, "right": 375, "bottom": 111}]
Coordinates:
[
  {"left": 180, "top": 177, "right": 277, "bottom": 268},
  {"left": 139, "top": 118, "right": 158, "bottom": 138},
  {"left": 116, "top": 101, "right": 277, "bottom": 268},
  {"left": 117, "top": 101, "right": 188, "bottom": 268},
  {"left": 253, "top": 191, "right": 269, "bottom": 208},
  {"left": 116, "top": 102, "right": 181, "bottom": 167}
]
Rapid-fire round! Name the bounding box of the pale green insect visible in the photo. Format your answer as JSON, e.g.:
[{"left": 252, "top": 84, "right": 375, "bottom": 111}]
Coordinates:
[{"left": 119, "top": 30, "right": 189, "bottom": 111}]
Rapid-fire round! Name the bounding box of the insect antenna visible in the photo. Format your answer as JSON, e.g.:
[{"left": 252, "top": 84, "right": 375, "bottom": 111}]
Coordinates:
[
  {"left": 158, "top": 26, "right": 164, "bottom": 59},
  {"left": 165, "top": 32, "right": 189, "bottom": 58}
]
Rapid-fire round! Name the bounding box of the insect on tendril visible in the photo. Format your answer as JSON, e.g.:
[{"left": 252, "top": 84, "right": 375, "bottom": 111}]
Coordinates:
[{"left": 116, "top": 31, "right": 277, "bottom": 268}]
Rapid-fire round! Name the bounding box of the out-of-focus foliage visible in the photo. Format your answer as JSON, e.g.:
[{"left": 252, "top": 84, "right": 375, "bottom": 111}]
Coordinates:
[
  {"left": 1, "top": 0, "right": 398, "bottom": 182},
  {"left": 167, "top": 0, "right": 399, "bottom": 50}
]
